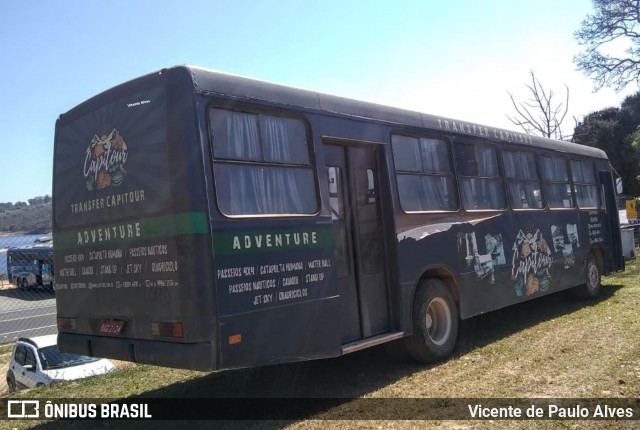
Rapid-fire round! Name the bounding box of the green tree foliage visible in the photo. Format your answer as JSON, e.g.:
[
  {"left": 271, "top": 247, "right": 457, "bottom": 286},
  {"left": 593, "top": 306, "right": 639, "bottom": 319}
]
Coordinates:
[
  {"left": 575, "top": 0, "right": 640, "bottom": 91},
  {"left": 573, "top": 93, "right": 640, "bottom": 195}
]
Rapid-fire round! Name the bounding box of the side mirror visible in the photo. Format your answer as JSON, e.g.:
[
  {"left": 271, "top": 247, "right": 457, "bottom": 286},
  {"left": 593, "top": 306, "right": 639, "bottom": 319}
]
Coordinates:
[{"left": 616, "top": 177, "right": 623, "bottom": 195}]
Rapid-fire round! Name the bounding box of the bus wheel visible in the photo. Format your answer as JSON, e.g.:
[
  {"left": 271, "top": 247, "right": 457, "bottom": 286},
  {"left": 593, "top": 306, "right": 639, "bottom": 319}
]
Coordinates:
[
  {"left": 405, "top": 279, "right": 458, "bottom": 363},
  {"left": 573, "top": 255, "right": 601, "bottom": 300},
  {"left": 7, "top": 373, "right": 16, "bottom": 393},
  {"left": 18, "top": 278, "right": 27, "bottom": 290}
]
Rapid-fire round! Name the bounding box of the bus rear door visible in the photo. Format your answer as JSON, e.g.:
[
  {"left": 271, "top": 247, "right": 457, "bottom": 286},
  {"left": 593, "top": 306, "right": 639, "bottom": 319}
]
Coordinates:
[{"left": 324, "top": 143, "right": 391, "bottom": 344}]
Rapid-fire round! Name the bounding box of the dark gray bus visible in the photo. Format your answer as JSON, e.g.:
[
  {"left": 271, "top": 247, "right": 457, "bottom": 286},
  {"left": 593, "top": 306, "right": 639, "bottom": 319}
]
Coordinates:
[
  {"left": 7, "top": 237, "right": 54, "bottom": 291},
  {"left": 52, "top": 66, "right": 624, "bottom": 371}
]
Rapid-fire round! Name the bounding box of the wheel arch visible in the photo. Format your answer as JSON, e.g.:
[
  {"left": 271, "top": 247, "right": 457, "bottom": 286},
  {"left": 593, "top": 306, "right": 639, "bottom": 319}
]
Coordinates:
[
  {"left": 589, "top": 243, "right": 605, "bottom": 274},
  {"left": 411, "top": 265, "right": 462, "bottom": 319}
]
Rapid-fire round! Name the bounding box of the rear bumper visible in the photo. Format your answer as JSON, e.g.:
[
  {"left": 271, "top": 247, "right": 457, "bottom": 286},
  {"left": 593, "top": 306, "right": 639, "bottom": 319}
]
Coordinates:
[{"left": 58, "top": 332, "right": 215, "bottom": 371}]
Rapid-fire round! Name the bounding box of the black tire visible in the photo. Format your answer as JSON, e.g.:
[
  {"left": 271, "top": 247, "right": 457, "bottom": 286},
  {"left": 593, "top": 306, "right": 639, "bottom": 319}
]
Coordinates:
[
  {"left": 573, "top": 255, "right": 601, "bottom": 300},
  {"left": 18, "top": 278, "right": 27, "bottom": 290},
  {"left": 404, "top": 279, "right": 459, "bottom": 363},
  {"left": 7, "top": 373, "right": 16, "bottom": 393}
]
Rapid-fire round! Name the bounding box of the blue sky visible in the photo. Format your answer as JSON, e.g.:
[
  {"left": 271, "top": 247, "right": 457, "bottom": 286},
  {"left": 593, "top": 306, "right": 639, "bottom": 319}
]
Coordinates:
[{"left": 1, "top": 0, "right": 638, "bottom": 203}]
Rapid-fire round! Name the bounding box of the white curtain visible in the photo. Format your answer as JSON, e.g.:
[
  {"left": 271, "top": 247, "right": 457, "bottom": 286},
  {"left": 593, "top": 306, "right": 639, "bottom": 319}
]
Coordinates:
[
  {"left": 214, "top": 111, "right": 313, "bottom": 215},
  {"left": 503, "top": 151, "right": 542, "bottom": 208},
  {"left": 458, "top": 145, "right": 504, "bottom": 209}
]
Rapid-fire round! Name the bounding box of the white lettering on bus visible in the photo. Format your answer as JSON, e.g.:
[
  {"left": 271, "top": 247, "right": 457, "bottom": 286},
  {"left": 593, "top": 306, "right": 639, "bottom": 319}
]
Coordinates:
[
  {"left": 231, "top": 231, "right": 318, "bottom": 250},
  {"left": 436, "top": 118, "right": 532, "bottom": 144},
  {"left": 71, "top": 190, "right": 145, "bottom": 214},
  {"left": 77, "top": 222, "right": 141, "bottom": 245}
]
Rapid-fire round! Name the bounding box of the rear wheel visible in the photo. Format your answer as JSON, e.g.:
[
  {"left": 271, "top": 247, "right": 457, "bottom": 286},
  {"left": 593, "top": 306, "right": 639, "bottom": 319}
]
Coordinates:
[
  {"left": 18, "top": 278, "right": 28, "bottom": 290},
  {"left": 404, "top": 279, "right": 458, "bottom": 363},
  {"left": 572, "top": 255, "right": 601, "bottom": 300}
]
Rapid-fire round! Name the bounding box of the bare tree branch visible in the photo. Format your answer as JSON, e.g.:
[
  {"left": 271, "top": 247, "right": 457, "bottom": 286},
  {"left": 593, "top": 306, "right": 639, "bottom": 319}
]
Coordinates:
[
  {"left": 507, "top": 71, "right": 571, "bottom": 140},
  {"left": 575, "top": 0, "right": 640, "bottom": 91}
]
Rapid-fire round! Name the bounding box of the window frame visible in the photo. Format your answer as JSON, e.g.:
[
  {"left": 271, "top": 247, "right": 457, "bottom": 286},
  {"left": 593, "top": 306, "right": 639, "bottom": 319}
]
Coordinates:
[
  {"left": 501, "top": 149, "right": 544, "bottom": 211},
  {"left": 208, "top": 104, "right": 320, "bottom": 218},
  {"left": 539, "top": 154, "right": 576, "bottom": 210},
  {"left": 569, "top": 158, "right": 601, "bottom": 209},
  {"left": 454, "top": 140, "right": 507, "bottom": 212},
  {"left": 391, "top": 133, "right": 459, "bottom": 213}
]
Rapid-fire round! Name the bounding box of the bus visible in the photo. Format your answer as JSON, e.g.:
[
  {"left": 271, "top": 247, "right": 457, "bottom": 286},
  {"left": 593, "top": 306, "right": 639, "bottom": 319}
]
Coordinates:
[
  {"left": 7, "top": 236, "right": 54, "bottom": 291},
  {"left": 52, "top": 66, "right": 624, "bottom": 371}
]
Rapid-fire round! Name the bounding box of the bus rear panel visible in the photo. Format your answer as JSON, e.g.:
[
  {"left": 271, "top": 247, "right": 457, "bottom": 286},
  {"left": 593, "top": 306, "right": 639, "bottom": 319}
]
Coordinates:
[{"left": 53, "top": 68, "right": 342, "bottom": 371}]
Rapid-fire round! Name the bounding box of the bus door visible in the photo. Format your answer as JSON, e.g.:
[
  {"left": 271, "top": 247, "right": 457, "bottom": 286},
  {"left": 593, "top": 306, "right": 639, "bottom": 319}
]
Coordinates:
[
  {"left": 324, "top": 143, "right": 390, "bottom": 343},
  {"left": 599, "top": 170, "right": 624, "bottom": 271}
]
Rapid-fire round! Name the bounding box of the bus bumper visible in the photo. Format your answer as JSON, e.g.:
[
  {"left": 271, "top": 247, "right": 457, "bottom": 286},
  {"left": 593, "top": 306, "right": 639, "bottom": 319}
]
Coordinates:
[{"left": 57, "top": 332, "right": 215, "bottom": 371}]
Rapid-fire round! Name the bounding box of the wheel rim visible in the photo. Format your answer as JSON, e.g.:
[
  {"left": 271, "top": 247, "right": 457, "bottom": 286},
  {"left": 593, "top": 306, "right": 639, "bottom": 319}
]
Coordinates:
[
  {"left": 425, "top": 297, "right": 452, "bottom": 346},
  {"left": 587, "top": 263, "right": 599, "bottom": 290}
]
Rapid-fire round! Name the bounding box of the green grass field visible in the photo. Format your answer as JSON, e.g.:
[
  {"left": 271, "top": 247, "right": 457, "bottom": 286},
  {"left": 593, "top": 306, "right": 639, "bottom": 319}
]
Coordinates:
[{"left": 4, "top": 260, "right": 639, "bottom": 430}]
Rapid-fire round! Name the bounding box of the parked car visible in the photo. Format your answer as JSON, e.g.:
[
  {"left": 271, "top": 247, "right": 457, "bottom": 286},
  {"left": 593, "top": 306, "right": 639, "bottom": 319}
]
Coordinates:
[{"left": 6, "top": 335, "right": 116, "bottom": 392}]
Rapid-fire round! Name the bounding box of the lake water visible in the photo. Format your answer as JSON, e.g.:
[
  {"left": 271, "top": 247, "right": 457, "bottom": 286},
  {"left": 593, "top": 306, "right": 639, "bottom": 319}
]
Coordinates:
[{"left": 0, "top": 233, "right": 52, "bottom": 276}]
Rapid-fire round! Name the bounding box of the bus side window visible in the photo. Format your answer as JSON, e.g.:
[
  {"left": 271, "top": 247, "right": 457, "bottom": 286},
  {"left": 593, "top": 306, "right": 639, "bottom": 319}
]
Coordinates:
[
  {"left": 540, "top": 155, "right": 575, "bottom": 209},
  {"left": 355, "top": 168, "right": 383, "bottom": 274},
  {"left": 502, "top": 150, "right": 543, "bottom": 209},
  {"left": 326, "top": 167, "right": 349, "bottom": 278},
  {"left": 570, "top": 160, "right": 601, "bottom": 208},
  {"left": 209, "top": 108, "right": 318, "bottom": 216},
  {"left": 455, "top": 142, "right": 505, "bottom": 210},
  {"left": 391, "top": 135, "right": 457, "bottom": 212}
]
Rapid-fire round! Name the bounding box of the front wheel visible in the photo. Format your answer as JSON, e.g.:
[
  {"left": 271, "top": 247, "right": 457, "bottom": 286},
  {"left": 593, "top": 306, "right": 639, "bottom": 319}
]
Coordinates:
[
  {"left": 18, "top": 278, "right": 28, "bottom": 290},
  {"left": 7, "top": 373, "right": 16, "bottom": 393},
  {"left": 404, "top": 279, "right": 459, "bottom": 363},
  {"left": 572, "top": 255, "right": 601, "bottom": 300}
]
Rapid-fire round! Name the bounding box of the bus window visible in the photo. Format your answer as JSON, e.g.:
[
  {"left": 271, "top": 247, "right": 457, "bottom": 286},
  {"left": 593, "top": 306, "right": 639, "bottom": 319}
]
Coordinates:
[
  {"left": 502, "top": 150, "right": 543, "bottom": 209},
  {"left": 327, "top": 166, "right": 350, "bottom": 278},
  {"left": 570, "top": 160, "right": 601, "bottom": 208},
  {"left": 209, "top": 109, "right": 317, "bottom": 216},
  {"left": 355, "top": 168, "right": 383, "bottom": 274},
  {"left": 391, "top": 135, "right": 457, "bottom": 211},
  {"left": 540, "top": 155, "right": 575, "bottom": 209},
  {"left": 455, "top": 142, "right": 505, "bottom": 210}
]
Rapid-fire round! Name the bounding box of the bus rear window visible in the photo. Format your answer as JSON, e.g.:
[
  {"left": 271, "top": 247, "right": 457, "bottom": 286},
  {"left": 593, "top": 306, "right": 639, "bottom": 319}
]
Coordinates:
[{"left": 209, "top": 108, "right": 318, "bottom": 216}]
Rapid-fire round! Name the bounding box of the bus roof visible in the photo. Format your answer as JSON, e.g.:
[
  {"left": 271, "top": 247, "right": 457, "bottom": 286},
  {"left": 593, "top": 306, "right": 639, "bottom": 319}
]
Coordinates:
[{"left": 61, "top": 65, "right": 609, "bottom": 160}]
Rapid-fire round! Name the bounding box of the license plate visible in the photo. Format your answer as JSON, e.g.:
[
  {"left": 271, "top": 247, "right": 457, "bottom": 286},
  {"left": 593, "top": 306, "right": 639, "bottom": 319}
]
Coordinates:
[{"left": 99, "top": 320, "right": 125, "bottom": 335}]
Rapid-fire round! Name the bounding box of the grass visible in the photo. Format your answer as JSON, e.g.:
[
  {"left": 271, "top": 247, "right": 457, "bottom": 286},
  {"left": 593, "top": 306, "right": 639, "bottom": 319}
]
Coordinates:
[{"left": 3, "top": 260, "right": 639, "bottom": 430}]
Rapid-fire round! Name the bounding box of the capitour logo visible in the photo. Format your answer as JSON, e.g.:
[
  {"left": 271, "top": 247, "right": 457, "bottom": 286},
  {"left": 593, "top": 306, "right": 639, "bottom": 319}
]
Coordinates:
[{"left": 83, "top": 128, "right": 128, "bottom": 191}]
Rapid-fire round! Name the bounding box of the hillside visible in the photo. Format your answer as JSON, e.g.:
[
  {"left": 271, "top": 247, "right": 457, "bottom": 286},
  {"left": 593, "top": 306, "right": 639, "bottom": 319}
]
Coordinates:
[{"left": 0, "top": 202, "right": 52, "bottom": 233}]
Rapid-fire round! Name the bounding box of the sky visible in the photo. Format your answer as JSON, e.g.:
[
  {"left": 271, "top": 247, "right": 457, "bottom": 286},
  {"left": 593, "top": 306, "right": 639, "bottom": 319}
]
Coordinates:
[{"left": 1, "top": 0, "right": 638, "bottom": 203}]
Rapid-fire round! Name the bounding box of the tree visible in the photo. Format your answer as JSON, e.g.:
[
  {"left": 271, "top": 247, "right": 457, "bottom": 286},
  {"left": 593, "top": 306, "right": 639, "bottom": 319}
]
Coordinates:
[
  {"left": 507, "top": 70, "right": 571, "bottom": 140},
  {"left": 575, "top": 0, "right": 640, "bottom": 91},
  {"left": 572, "top": 92, "right": 640, "bottom": 195}
]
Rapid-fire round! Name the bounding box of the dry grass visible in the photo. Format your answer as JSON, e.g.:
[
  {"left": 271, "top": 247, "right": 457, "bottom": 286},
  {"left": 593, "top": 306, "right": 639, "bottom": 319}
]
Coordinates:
[{"left": 4, "top": 260, "right": 639, "bottom": 429}]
